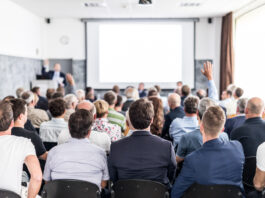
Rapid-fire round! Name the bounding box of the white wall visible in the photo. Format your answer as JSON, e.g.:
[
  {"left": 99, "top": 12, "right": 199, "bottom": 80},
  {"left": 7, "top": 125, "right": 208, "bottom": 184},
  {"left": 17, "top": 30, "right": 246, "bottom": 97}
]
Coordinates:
[
  {"left": 196, "top": 17, "right": 222, "bottom": 93},
  {"left": 0, "top": 0, "right": 44, "bottom": 59},
  {"left": 43, "top": 19, "right": 85, "bottom": 60}
]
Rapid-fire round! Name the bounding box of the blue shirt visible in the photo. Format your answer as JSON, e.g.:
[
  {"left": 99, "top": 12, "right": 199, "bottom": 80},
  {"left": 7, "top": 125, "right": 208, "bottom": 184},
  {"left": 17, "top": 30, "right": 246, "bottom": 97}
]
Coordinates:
[
  {"left": 208, "top": 80, "right": 218, "bottom": 101},
  {"left": 176, "top": 128, "right": 229, "bottom": 158},
  {"left": 169, "top": 116, "right": 198, "bottom": 148}
]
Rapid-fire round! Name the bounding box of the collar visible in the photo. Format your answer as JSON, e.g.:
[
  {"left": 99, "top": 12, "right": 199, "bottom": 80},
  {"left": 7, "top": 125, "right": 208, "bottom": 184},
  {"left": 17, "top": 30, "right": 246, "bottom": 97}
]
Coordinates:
[
  {"left": 183, "top": 116, "right": 197, "bottom": 120},
  {"left": 203, "top": 138, "right": 223, "bottom": 147},
  {"left": 95, "top": 118, "right": 108, "bottom": 122},
  {"left": 68, "top": 137, "right": 90, "bottom": 143},
  {"left": 245, "top": 117, "right": 263, "bottom": 123},
  {"left": 131, "top": 130, "right": 152, "bottom": 136},
  {"left": 51, "top": 118, "right": 66, "bottom": 122},
  {"left": 171, "top": 106, "right": 182, "bottom": 111}
]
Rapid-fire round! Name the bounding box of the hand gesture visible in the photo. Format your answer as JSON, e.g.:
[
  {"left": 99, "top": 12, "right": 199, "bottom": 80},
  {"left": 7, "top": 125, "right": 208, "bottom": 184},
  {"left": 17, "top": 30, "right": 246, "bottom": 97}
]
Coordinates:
[
  {"left": 201, "top": 61, "right": 213, "bottom": 81},
  {"left": 66, "top": 73, "right": 75, "bottom": 86}
]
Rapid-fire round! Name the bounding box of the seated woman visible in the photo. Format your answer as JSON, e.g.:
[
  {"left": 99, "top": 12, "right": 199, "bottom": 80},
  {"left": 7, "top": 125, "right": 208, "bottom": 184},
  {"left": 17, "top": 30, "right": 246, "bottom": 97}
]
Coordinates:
[
  {"left": 93, "top": 100, "right": 121, "bottom": 142},
  {"left": 148, "top": 96, "right": 164, "bottom": 136}
]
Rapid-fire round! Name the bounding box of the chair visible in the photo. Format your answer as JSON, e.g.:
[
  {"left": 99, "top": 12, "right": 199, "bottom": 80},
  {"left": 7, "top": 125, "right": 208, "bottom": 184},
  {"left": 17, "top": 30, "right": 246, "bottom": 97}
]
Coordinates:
[
  {"left": 182, "top": 183, "right": 243, "bottom": 198},
  {"left": 43, "top": 142, "right": 57, "bottom": 151},
  {"left": 243, "top": 156, "right": 256, "bottom": 193},
  {"left": 41, "top": 179, "right": 101, "bottom": 198},
  {"left": 0, "top": 189, "right": 21, "bottom": 198},
  {"left": 111, "top": 179, "right": 169, "bottom": 198}
]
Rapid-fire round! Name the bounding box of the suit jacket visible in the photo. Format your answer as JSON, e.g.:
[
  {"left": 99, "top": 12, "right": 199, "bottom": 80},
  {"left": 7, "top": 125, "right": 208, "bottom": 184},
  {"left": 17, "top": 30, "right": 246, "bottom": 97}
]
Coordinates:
[
  {"left": 41, "top": 66, "right": 66, "bottom": 86},
  {"left": 162, "top": 107, "right": 185, "bottom": 140},
  {"left": 108, "top": 131, "right": 177, "bottom": 185},
  {"left": 231, "top": 117, "right": 265, "bottom": 157},
  {"left": 171, "top": 138, "right": 245, "bottom": 198},
  {"left": 139, "top": 89, "right": 147, "bottom": 98},
  {"left": 224, "top": 115, "right": 245, "bottom": 137},
  {"left": 36, "top": 95, "right": 49, "bottom": 111},
  {"left": 122, "top": 99, "right": 134, "bottom": 112}
]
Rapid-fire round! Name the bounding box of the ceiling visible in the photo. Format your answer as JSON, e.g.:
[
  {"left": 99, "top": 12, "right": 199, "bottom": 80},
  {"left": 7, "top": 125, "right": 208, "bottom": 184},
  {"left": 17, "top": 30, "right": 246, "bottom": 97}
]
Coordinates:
[{"left": 10, "top": 0, "right": 255, "bottom": 18}]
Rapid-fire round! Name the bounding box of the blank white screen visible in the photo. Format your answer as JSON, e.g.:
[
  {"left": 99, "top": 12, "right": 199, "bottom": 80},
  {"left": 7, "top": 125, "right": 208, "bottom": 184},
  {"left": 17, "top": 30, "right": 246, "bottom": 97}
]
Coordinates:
[{"left": 99, "top": 24, "right": 182, "bottom": 83}]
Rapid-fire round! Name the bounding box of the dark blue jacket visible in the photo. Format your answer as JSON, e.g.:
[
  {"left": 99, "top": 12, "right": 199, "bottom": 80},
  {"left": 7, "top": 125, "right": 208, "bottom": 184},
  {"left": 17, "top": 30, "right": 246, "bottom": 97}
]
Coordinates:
[
  {"left": 41, "top": 66, "right": 66, "bottom": 86},
  {"left": 224, "top": 115, "right": 246, "bottom": 137},
  {"left": 171, "top": 138, "right": 245, "bottom": 198},
  {"left": 108, "top": 131, "right": 177, "bottom": 185}
]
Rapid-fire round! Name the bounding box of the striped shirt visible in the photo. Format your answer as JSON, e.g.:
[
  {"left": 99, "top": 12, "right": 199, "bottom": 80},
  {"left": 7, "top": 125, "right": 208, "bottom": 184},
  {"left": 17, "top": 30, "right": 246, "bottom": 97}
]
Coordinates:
[
  {"left": 107, "top": 108, "right": 126, "bottom": 131},
  {"left": 40, "top": 118, "right": 68, "bottom": 142}
]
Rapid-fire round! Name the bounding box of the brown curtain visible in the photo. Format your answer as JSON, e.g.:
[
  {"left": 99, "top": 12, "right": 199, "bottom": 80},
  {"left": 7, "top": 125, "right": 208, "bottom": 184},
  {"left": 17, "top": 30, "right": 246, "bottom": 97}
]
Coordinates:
[{"left": 220, "top": 12, "right": 234, "bottom": 97}]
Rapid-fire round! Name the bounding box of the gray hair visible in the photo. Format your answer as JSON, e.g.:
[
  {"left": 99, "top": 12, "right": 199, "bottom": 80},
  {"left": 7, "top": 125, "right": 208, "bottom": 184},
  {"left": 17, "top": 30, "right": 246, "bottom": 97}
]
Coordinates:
[
  {"left": 198, "top": 97, "right": 217, "bottom": 119},
  {"left": 76, "top": 89, "right": 85, "bottom": 101},
  {"left": 64, "top": 94, "right": 78, "bottom": 109},
  {"left": 237, "top": 98, "right": 248, "bottom": 114}
]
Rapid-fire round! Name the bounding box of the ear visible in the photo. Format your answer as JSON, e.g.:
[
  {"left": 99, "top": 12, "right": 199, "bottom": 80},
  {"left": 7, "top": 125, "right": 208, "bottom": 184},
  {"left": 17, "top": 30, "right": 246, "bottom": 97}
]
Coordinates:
[{"left": 245, "top": 107, "right": 249, "bottom": 115}]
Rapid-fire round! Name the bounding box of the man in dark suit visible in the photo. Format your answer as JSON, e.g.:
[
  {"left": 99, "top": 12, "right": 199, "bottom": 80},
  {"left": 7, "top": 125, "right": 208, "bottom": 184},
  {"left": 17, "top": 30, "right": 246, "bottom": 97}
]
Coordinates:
[
  {"left": 180, "top": 85, "right": 190, "bottom": 107},
  {"left": 171, "top": 106, "right": 245, "bottom": 198},
  {"left": 162, "top": 93, "right": 184, "bottom": 140},
  {"left": 138, "top": 82, "right": 147, "bottom": 98},
  {"left": 31, "top": 86, "right": 49, "bottom": 111},
  {"left": 225, "top": 98, "right": 248, "bottom": 137},
  {"left": 42, "top": 61, "right": 66, "bottom": 86},
  {"left": 108, "top": 99, "right": 177, "bottom": 186}
]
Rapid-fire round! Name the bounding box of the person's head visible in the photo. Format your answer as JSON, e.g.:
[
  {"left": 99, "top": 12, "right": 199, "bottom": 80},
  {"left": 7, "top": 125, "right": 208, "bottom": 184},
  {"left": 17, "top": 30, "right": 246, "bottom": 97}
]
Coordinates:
[
  {"left": 125, "top": 87, "right": 135, "bottom": 99},
  {"left": 0, "top": 101, "right": 14, "bottom": 134},
  {"left": 46, "top": 88, "right": 55, "bottom": 100},
  {"left": 245, "top": 97, "right": 265, "bottom": 119},
  {"left": 201, "top": 106, "right": 226, "bottom": 141},
  {"left": 3, "top": 96, "right": 15, "bottom": 102},
  {"left": 148, "top": 96, "right": 164, "bottom": 136},
  {"left": 43, "top": 59, "right": 49, "bottom": 66},
  {"left": 48, "top": 98, "right": 66, "bottom": 118},
  {"left": 147, "top": 88, "right": 158, "bottom": 97},
  {"left": 237, "top": 98, "right": 248, "bottom": 114},
  {"left": 177, "top": 81, "right": 183, "bottom": 87},
  {"left": 115, "top": 95, "right": 123, "bottom": 109},
  {"left": 56, "top": 86, "right": 65, "bottom": 96},
  {"left": 197, "top": 97, "right": 217, "bottom": 121},
  {"left": 128, "top": 99, "right": 154, "bottom": 130},
  {"left": 227, "top": 84, "right": 237, "bottom": 93},
  {"left": 181, "top": 85, "right": 191, "bottom": 97},
  {"left": 112, "top": 85, "right": 120, "bottom": 94},
  {"left": 196, "top": 89, "right": 206, "bottom": 99},
  {"left": 21, "top": 91, "right": 36, "bottom": 106},
  {"left": 68, "top": 109, "right": 94, "bottom": 139},
  {"left": 76, "top": 89, "right": 85, "bottom": 102},
  {"left": 104, "top": 91, "right": 117, "bottom": 107},
  {"left": 31, "top": 87, "right": 40, "bottom": 96},
  {"left": 154, "top": 85, "right": 161, "bottom": 94},
  {"left": 184, "top": 96, "right": 200, "bottom": 115},
  {"left": 85, "top": 87, "right": 95, "bottom": 100},
  {"left": 233, "top": 87, "right": 244, "bottom": 99},
  {"left": 94, "top": 100, "right": 109, "bottom": 118},
  {"left": 221, "top": 90, "right": 232, "bottom": 100},
  {"left": 138, "top": 82, "right": 145, "bottom": 91},
  {"left": 64, "top": 94, "right": 78, "bottom": 110},
  {"left": 10, "top": 99, "right": 27, "bottom": 125},
  {"left": 54, "top": 63, "right": 61, "bottom": 72},
  {"left": 16, "top": 88, "right": 24, "bottom": 98},
  {"left": 77, "top": 101, "right": 96, "bottom": 119},
  {"left": 52, "top": 92, "right": 64, "bottom": 99},
  {"left": 168, "top": 93, "right": 181, "bottom": 109}
]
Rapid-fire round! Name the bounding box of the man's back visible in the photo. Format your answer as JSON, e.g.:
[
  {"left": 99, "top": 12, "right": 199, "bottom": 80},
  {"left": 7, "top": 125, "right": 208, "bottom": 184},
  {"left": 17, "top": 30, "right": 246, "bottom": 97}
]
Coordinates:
[
  {"left": 231, "top": 117, "right": 265, "bottom": 157},
  {"left": 225, "top": 115, "right": 246, "bottom": 137},
  {"left": 171, "top": 139, "right": 245, "bottom": 197},
  {"left": 108, "top": 131, "right": 176, "bottom": 185}
]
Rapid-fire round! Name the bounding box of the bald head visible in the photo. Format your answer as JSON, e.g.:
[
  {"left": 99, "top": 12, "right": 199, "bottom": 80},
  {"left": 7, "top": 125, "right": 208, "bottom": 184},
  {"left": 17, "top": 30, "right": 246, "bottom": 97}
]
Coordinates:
[
  {"left": 246, "top": 97, "right": 264, "bottom": 118},
  {"left": 168, "top": 93, "right": 181, "bottom": 109},
  {"left": 77, "top": 101, "right": 96, "bottom": 117}
]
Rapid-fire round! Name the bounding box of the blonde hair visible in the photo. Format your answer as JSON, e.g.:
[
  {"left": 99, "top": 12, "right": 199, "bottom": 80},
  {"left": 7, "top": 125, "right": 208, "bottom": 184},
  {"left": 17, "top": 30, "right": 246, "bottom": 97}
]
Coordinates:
[{"left": 94, "top": 100, "right": 109, "bottom": 118}]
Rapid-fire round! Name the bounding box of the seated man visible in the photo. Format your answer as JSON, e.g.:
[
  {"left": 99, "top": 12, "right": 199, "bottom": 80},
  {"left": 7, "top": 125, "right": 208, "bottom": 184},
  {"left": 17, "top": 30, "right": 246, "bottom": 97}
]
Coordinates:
[
  {"left": 254, "top": 142, "right": 265, "bottom": 191},
  {"left": 169, "top": 96, "right": 199, "bottom": 148},
  {"left": 10, "top": 99, "right": 47, "bottom": 160},
  {"left": 176, "top": 98, "right": 229, "bottom": 163},
  {"left": 63, "top": 94, "right": 78, "bottom": 122},
  {"left": 32, "top": 86, "right": 49, "bottom": 111},
  {"left": 40, "top": 98, "right": 68, "bottom": 143},
  {"left": 108, "top": 99, "right": 177, "bottom": 186},
  {"left": 171, "top": 106, "right": 245, "bottom": 198},
  {"left": 43, "top": 109, "right": 109, "bottom": 190},
  {"left": 0, "top": 101, "right": 42, "bottom": 197}
]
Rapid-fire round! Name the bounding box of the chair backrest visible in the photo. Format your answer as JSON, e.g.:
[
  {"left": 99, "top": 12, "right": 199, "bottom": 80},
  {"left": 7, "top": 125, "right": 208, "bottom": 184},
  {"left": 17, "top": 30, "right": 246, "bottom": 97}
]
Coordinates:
[
  {"left": 112, "top": 179, "right": 169, "bottom": 198},
  {"left": 0, "top": 189, "right": 21, "bottom": 198},
  {"left": 41, "top": 179, "right": 101, "bottom": 198},
  {"left": 182, "top": 183, "right": 243, "bottom": 198},
  {"left": 243, "top": 156, "right": 256, "bottom": 189}
]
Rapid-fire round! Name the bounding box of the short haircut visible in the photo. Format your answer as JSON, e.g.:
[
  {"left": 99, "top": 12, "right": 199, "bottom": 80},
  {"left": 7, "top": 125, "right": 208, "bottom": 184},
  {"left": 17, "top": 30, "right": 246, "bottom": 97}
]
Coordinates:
[
  {"left": 3, "top": 96, "right": 15, "bottom": 102},
  {"left": 237, "top": 98, "right": 248, "bottom": 114},
  {"left": 129, "top": 99, "right": 154, "bottom": 130},
  {"left": 48, "top": 98, "right": 66, "bottom": 117},
  {"left": 202, "top": 106, "right": 225, "bottom": 136},
  {"left": 112, "top": 85, "right": 120, "bottom": 94},
  {"left": 154, "top": 85, "right": 161, "bottom": 93},
  {"left": 148, "top": 89, "right": 158, "bottom": 97},
  {"left": 94, "top": 100, "right": 109, "bottom": 118},
  {"left": 235, "top": 87, "right": 244, "bottom": 98},
  {"left": 115, "top": 95, "right": 123, "bottom": 107},
  {"left": 46, "top": 88, "right": 55, "bottom": 100},
  {"left": 69, "top": 109, "right": 94, "bottom": 139},
  {"left": 198, "top": 98, "right": 217, "bottom": 120},
  {"left": 0, "top": 102, "right": 13, "bottom": 132},
  {"left": 64, "top": 94, "right": 78, "bottom": 109},
  {"left": 52, "top": 92, "right": 64, "bottom": 99},
  {"left": 21, "top": 91, "right": 34, "bottom": 104},
  {"left": 10, "top": 99, "right": 27, "bottom": 121},
  {"left": 184, "top": 96, "right": 199, "bottom": 114},
  {"left": 31, "top": 87, "right": 40, "bottom": 94},
  {"left": 181, "top": 85, "right": 191, "bottom": 97},
  {"left": 104, "top": 91, "right": 117, "bottom": 105},
  {"left": 76, "top": 89, "right": 85, "bottom": 100},
  {"left": 226, "top": 90, "right": 232, "bottom": 97},
  {"left": 16, "top": 88, "right": 24, "bottom": 98},
  {"left": 247, "top": 98, "right": 265, "bottom": 115}
]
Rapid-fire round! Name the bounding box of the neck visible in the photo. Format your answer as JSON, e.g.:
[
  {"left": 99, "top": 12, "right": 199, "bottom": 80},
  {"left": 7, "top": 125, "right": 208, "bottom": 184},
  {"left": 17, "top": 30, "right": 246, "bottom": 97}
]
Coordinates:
[
  {"left": 185, "top": 113, "right": 197, "bottom": 117},
  {"left": 109, "top": 105, "right": 115, "bottom": 109},
  {"left": 0, "top": 130, "right": 11, "bottom": 136},
  {"left": 14, "top": 121, "right": 24, "bottom": 128},
  {"left": 246, "top": 114, "right": 261, "bottom": 119},
  {"left": 202, "top": 134, "right": 219, "bottom": 144},
  {"left": 115, "top": 106, "right": 122, "bottom": 112},
  {"left": 54, "top": 115, "right": 64, "bottom": 119},
  {"left": 170, "top": 105, "right": 179, "bottom": 110}
]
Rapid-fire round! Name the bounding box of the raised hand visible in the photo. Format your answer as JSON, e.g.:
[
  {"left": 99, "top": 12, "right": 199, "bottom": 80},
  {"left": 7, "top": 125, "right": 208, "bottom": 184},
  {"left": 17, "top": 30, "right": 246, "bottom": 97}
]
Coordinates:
[{"left": 201, "top": 61, "right": 213, "bottom": 81}]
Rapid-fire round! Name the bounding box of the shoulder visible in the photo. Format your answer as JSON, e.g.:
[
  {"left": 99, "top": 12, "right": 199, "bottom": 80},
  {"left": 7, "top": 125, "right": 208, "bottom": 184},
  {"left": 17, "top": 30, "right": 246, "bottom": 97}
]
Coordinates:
[{"left": 257, "top": 142, "right": 265, "bottom": 154}]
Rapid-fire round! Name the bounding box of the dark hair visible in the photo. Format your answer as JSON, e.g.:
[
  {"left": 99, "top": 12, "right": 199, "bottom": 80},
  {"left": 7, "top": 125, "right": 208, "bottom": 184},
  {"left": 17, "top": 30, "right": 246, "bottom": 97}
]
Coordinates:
[
  {"left": 3, "top": 96, "right": 15, "bottom": 102},
  {"left": 85, "top": 87, "right": 94, "bottom": 100},
  {"left": 227, "top": 90, "right": 232, "bottom": 97},
  {"left": 181, "top": 85, "right": 191, "bottom": 96},
  {"left": 69, "top": 109, "right": 94, "bottom": 139},
  {"left": 86, "top": 87, "right": 93, "bottom": 94},
  {"left": 104, "top": 91, "right": 117, "bottom": 105},
  {"left": 56, "top": 87, "right": 65, "bottom": 96},
  {"left": 46, "top": 88, "right": 55, "bottom": 100},
  {"left": 52, "top": 92, "right": 64, "bottom": 99},
  {"left": 154, "top": 85, "right": 161, "bottom": 93},
  {"left": 235, "top": 87, "right": 244, "bottom": 98},
  {"left": 10, "top": 99, "right": 27, "bottom": 121},
  {"left": 48, "top": 98, "right": 66, "bottom": 117},
  {"left": 129, "top": 99, "right": 154, "bottom": 129},
  {"left": 0, "top": 101, "right": 13, "bottom": 131},
  {"left": 184, "top": 96, "right": 199, "bottom": 114},
  {"left": 115, "top": 95, "right": 123, "bottom": 107},
  {"left": 148, "top": 97, "right": 164, "bottom": 136},
  {"left": 148, "top": 90, "right": 158, "bottom": 97},
  {"left": 112, "top": 85, "right": 120, "bottom": 94},
  {"left": 31, "top": 87, "right": 40, "bottom": 94}
]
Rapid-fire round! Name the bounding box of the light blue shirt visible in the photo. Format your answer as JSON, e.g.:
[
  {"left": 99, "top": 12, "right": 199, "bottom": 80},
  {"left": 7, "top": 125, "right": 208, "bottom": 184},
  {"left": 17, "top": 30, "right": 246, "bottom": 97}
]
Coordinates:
[
  {"left": 208, "top": 80, "right": 218, "bottom": 101},
  {"left": 169, "top": 116, "right": 198, "bottom": 148},
  {"left": 43, "top": 138, "right": 109, "bottom": 189}
]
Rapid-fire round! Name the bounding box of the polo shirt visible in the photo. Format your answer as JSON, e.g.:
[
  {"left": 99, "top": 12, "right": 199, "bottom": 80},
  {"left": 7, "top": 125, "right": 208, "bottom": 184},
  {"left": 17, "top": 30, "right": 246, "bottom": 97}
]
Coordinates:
[{"left": 107, "top": 108, "right": 126, "bottom": 131}]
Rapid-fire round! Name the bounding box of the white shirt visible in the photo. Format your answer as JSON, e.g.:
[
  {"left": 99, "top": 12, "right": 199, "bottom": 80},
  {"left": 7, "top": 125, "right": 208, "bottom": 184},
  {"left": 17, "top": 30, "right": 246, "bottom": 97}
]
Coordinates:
[
  {"left": 58, "top": 130, "right": 111, "bottom": 152},
  {"left": 257, "top": 142, "right": 265, "bottom": 172},
  {"left": 0, "top": 135, "right": 35, "bottom": 195}
]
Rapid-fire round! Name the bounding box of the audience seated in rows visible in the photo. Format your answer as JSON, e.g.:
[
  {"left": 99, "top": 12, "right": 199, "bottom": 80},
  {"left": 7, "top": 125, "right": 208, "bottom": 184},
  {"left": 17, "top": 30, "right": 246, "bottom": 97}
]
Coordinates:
[
  {"left": 148, "top": 96, "right": 164, "bottom": 136},
  {"left": 63, "top": 94, "right": 78, "bottom": 122},
  {"left": 171, "top": 106, "right": 245, "bottom": 198}
]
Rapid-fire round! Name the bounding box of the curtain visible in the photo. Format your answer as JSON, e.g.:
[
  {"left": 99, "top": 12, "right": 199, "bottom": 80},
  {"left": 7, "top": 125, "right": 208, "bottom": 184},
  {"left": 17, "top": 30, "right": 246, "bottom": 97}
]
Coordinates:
[{"left": 220, "top": 12, "right": 234, "bottom": 97}]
